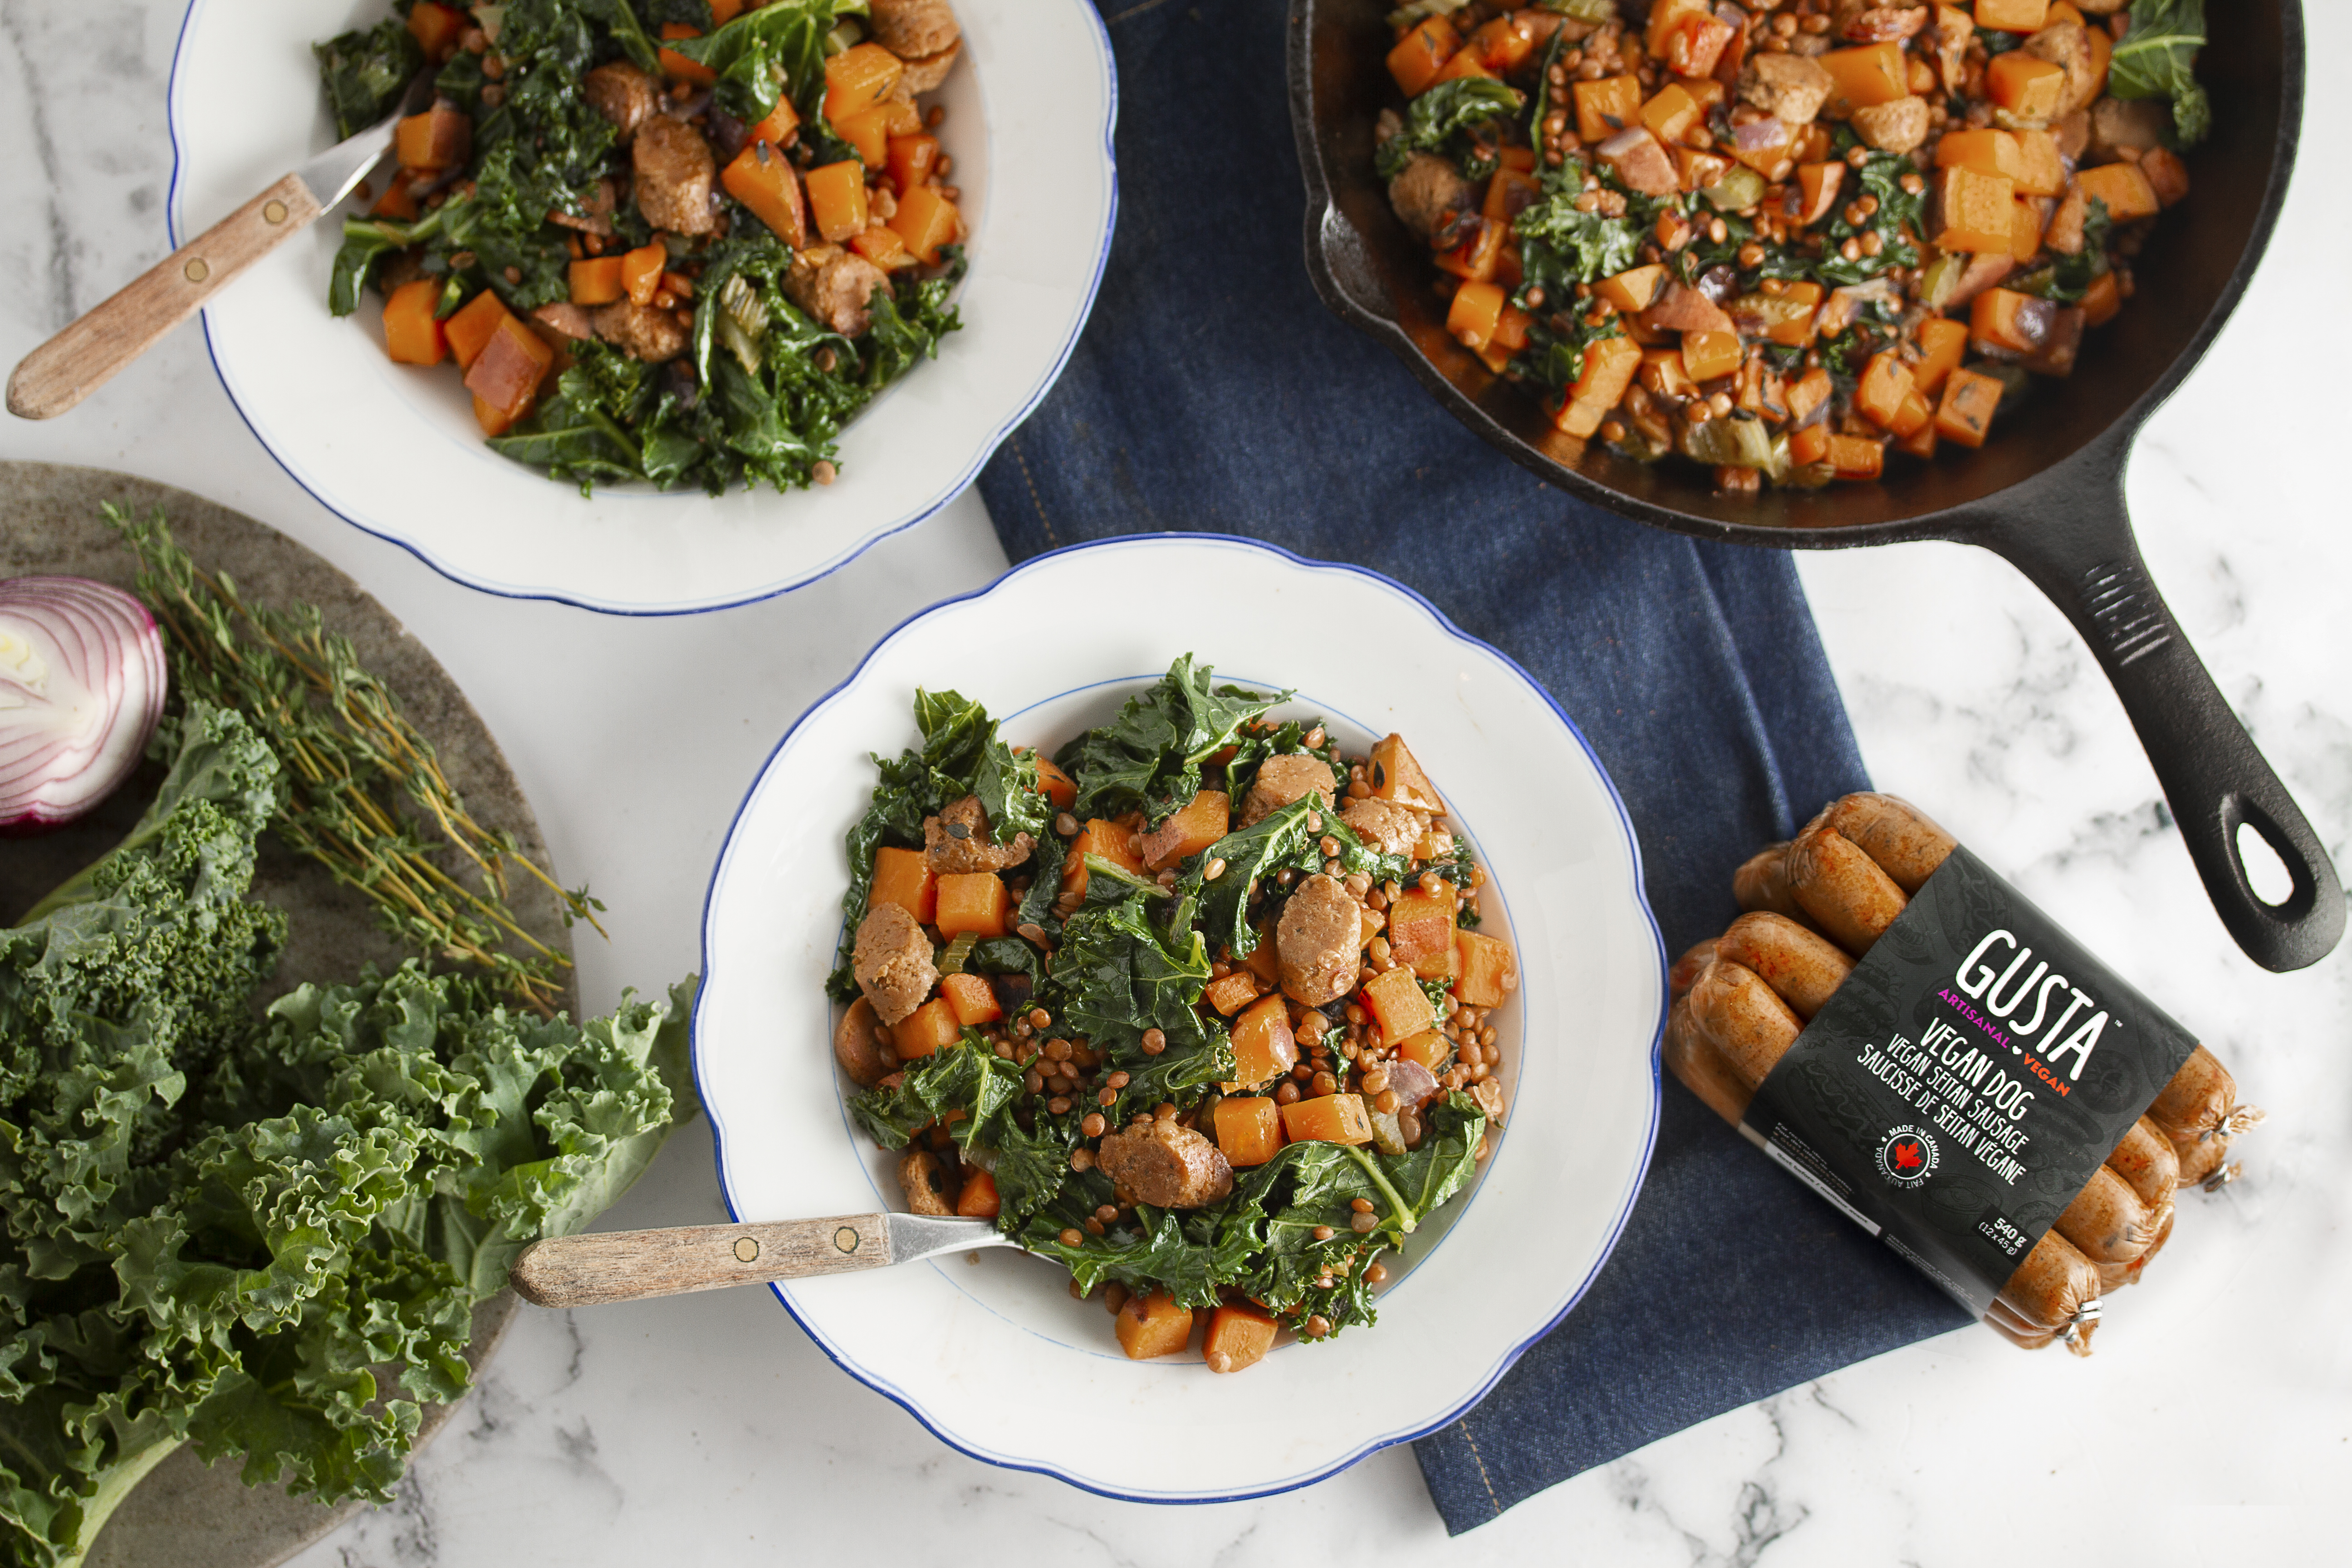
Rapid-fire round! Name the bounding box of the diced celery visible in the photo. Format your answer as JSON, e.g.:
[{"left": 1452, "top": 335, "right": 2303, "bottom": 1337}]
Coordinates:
[{"left": 1701, "top": 167, "right": 1766, "bottom": 212}]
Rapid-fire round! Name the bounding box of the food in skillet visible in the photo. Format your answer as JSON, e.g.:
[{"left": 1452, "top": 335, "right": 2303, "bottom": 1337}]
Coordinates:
[
  {"left": 1373, "top": 0, "right": 2211, "bottom": 491},
  {"left": 315, "top": 0, "right": 967, "bottom": 495},
  {"left": 826, "top": 659, "right": 1516, "bottom": 1371}
]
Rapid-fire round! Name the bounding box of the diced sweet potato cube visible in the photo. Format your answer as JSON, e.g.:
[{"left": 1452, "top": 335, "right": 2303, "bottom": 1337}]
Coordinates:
[
  {"left": 1455, "top": 931, "right": 1518, "bottom": 1009},
  {"left": 2140, "top": 146, "right": 2189, "bottom": 207},
  {"left": 1659, "top": 12, "right": 1737, "bottom": 78},
  {"left": 1243, "top": 921, "right": 1283, "bottom": 984},
  {"left": 621, "top": 241, "right": 667, "bottom": 307},
  {"left": 1597, "top": 127, "right": 1680, "bottom": 198},
  {"left": 1911, "top": 316, "right": 1970, "bottom": 395},
  {"left": 1032, "top": 756, "right": 1077, "bottom": 809},
  {"left": 722, "top": 142, "right": 810, "bottom": 249},
  {"left": 1204, "top": 971, "right": 1262, "bottom": 1017},
  {"left": 1896, "top": 418, "right": 1938, "bottom": 459},
  {"left": 1446, "top": 278, "right": 1507, "bottom": 351},
  {"left": 935, "top": 872, "right": 1010, "bottom": 939},
  {"left": 1468, "top": 13, "right": 1537, "bottom": 71},
  {"left": 2009, "top": 197, "right": 2046, "bottom": 263},
  {"left": 1140, "top": 790, "right": 1230, "bottom": 870},
  {"left": 1559, "top": 337, "right": 1643, "bottom": 435},
  {"left": 1641, "top": 83, "right": 1700, "bottom": 144},
  {"left": 1791, "top": 160, "right": 1844, "bottom": 225},
  {"left": 1986, "top": 53, "right": 2063, "bottom": 119},
  {"left": 806, "top": 160, "right": 869, "bottom": 245},
  {"left": 569, "top": 256, "right": 625, "bottom": 306},
  {"left": 1644, "top": 0, "right": 1711, "bottom": 54},
  {"left": 1936, "top": 128, "right": 2023, "bottom": 182},
  {"left": 1975, "top": 0, "right": 2048, "bottom": 32},
  {"left": 1203, "top": 1302, "right": 1279, "bottom": 1374},
  {"left": 471, "top": 394, "right": 522, "bottom": 438},
  {"left": 1935, "top": 366, "right": 2004, "bottom": 446},
  {"left": 1828, "top": 433, "right": 1885, "bottom": 480},
  {"left": 407, "top": 0, "right": 466, "bottom": 59},
  {"left": 1971, "top": 286, "right": 2044, "bottom": 353},
  {"left": 1853, "top": 349, "right": 1915, "bottom": 429},
  {"left": 1789, "top": 421, "right": 1832, "bottom": 466},
  {"left": 1061, "top": 816, "right": 1144, "bottom": 902},
  {"left": 1596, "top": 265, "right": 1666, "bottom": 314},
  {"left": 1889, "top": 384, "right": 1933, "bottom": 438},
  {"left": 1386, "top": 889, "right": 1457, "bottom": 980},
  {"left": 889, "top": 184, "right": 961, "bottom": 266},
  {"left": 1367, "top": 733, "right": 1443, "bottom": 811},
  {"left": 1784, "top": 364, "right": 1833, "bottom": 423},
  {"left": 823, "top": 41, "right": 903, "bottom": 122},
  {"left": 1213, "top": 1096, "right": 1284, "bottom": 1167},
  {"left": 749, "top": 94, "right": 800, "bottom": 147},
  {"left": 1114, "top": 1291, "right": 1196, "bottom": 1360},
  {"left": 887, "top": 132, "right": 939, "bottom": 196},
  {"left": 463, "top": 314, "right": 554, "bottom": 419},
  {"left": 1681, "top": 329, "right": 1742, "bottom": 384},
  {"left": 1573, "top": 74, "right": 1643, "bottom": 143},
  {"left": 1934, "top": 166, "right": 2017, "bottom": 253},
  {"left": 1230, "top": 994, "right": 1298, "bottom": 1090},
  {"left": 892, "top": 996, "right": 959, "bottom": 1059},
  {"left": 1642, "top": 346, "right": 1699, "bottom": 400},
  {"left": 382, "top": 279, "right": 447, "bottom": 366},
  {"left": 396, "top": 103, "right": 470, "bottom": 171},
  {"left": 1393, "top": 1030, "right": 1450, "bottom": 1073},
  {"left": 1279, "top": 1093, "right": 1374, "bottom": 1147},
  {"left": 2080, "top": 270, "right": 2121, "bottom": 327},
  {"left": 658, "top": 24, "right": 716, "bottom": 85},
  {"left": 1361, "top": 966, "right": 1436, "bottom": 1044},
  {"left": 1820, "top": 44, "right": 1908, "bottom": 113},
  {"left": 941, "top": 972, "right": 1001, "bottom": 1027},
  {"left": 444, "top": 289, "right": 509, "bottom": 371},
  {"left": 2075, "top": 161, "right": 2159, "bottom": 222},
  {"left": 2012, "top": 128, "right": 2066, "bottom": 197},
  {"left": 956, "top": 1168, "right": 1000, "bottom": 1219},
  {"left": 852, "top": 225, "right": 915, "bottom": 271},
  {"left": 871, "top": 845, "right": 938, "bottom": 923},
  {"left": 1387, "top": 16, "right": 1461, "bottom": 95}
]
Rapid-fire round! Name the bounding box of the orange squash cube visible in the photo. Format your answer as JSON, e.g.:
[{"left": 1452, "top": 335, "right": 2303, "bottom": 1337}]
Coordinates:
[
  {"left": 1761, "top": 279, "right": 1823, "bottom": 347},
  {"left": 1469, "top": 13, "right": 1538, "bottom": 71},
  {"left": 887, "top": 132, "right": 940, "bottom": 195},
  {"left": 1114, "top": 1291, "right": 1195, "bottom": 1360},
  {"left": 471, "top": 393, "right": 524, "bottom": 438},
  {"left": 1819, "top": 43, "right": 1908, "bottom": 113},
  {"left": 1280, "top": 1093, "right": 1374, "bottom": 1147},
  {"left": 1446, "top": 279, "right": 1507, "bottom": 352},
  {"left": 463, "top": 313, "right": 554, "bottom": 418},
  {"left": 1911, "top": 316, "right": 1970, "bottom": 396},
  {"left": 658, "top": 24, "right": 717, "bottom": 85},
  {"left": 1431, "top": 46, "right": 1495, "bottom": 85},
  {"left": 1230, "top": 994, "right": 1298, "bottom": 1090},
  {"left": 1785, "top": 364, "right": 1834, "bottom": 424},
  {"left": 1681, "top": 329, "right": 1742, "bottom": 384},
  {"left": 1659, "top": 11, "right": 1738, "bottom": 78},
  {"left": 1455, "top": 931, "right": 1518, "bottom": 1009},
  {"left": 834, "top": 103, "right": 897, "bottom": 168},
  {"left": 1203, "top": 971, "right": 1263, "bottom": 1017},
  {"left": 889, "top": 184, "right": 960, "bottom": 266},
  {"left": 1790, "top": 160, "right": 1844, "bottom": 225},
  {"left": 2075, "top": 162, "right": 2159, "bottom": 222},
  {"left": 2009, "top": 197, "right": 2046, "bottom": 263},
  {"left": 871, "top": 845, "right": 938, "bottom": 923},
  {"left": 382, "top": 279, "right": 447, "bottom": 367},
  {"left": 1367, "top": 734, "right": 1443, "bottom": 812},
  {"left": 1596, "top": 265, "right": 1666, "bottom": 314},
  {"left": 1061, "top": 816, "right": 1145, "bottom": 902},
  {"left": 1387, "top": 15, "right": 1462, "bottom": 95},
  {"left": 1559, "top": 335, "right": 1642, "bottom": 436},
  {"left": 941, "top": 972, "right": 1002, "bottom": 1027},
  {"left": 407, "top": 0, "right": 466, "bottom": 60},
  {"left": 1140, "top": 790, "right": 1230, "bottom": 870},
  {"left": 823, "top": 42, "right": 903, "bottom": 123},
  {"left": 1644, "top": 0, "right": 1711, "bottom": 54},
  {"left": 2012, "top": 128, "right": 2065, "bottom": 197},
  {"left": 568, "top": 256, "right": 624, "bottom": 306},
  {"left": 935, "top": 872, "right": 1010, "bottom": 940},
  {"left": 1386, "top": 889, "right": 1457, "bottom": 980},
  {"left": 1936, "top": 128, "right": 2023, "bottom": 182},
  {"left": 395, "top": 103, "right": 470, "bottom": 170},
  {"left": 956, "top": 1168, "right": 1000, "bottom": 1220},
  {"left": 806, "top": 160, "right": 869, "bottom": 245},
  {"left": 851, "top": 225, "right": 915, "bottom": 270},
  {"left": 1361, "top": 967, "right": 1436, "bottom": 1044},
  {"left": 621, "top": 241, "right": 667, "bottom": 307},
  {"left": 1641, "top": 83, "right": 1701, "bottom": 144},
  {"left": 1828, "top": 433, "right": 1885, "bottom": 480},
  {"left": 1936, "top": 367, "right": 2004, "bottom": 446},
  {"left": 1896, "top": 418, "right": 1939, "bottom": 460},
  {"left": 1934, "top": 166, "right": 2017, "bottom": 253},
  {"left": 749, "top": 94, "right": 800, "bottom": 147},
  {"left": 1573, "top": 75, "right": 1643, "bottom": 144},
  {"left": 892, "top": 996, "right": 959, "bottom": 1059},
  {"left": 1725, "top": 114, "right": 1795, "bottom": 176},
  {"left": 1642, "top": 346, "right": 1699, "bottom": 400},
  {"left": 1434, "top": 217, "right": 1507, "bottom": 284},
  {"left": 1203, "top": 1302, "right": 1279, "bottom": 1374},
  {"left": 1888, "top": 385, "right": 1934, "bottom": 439},
  {"left": 1853, "top": 349, "right": 1916, "bottom": 429},
  {"left": 1213, "top": 1097, "right": 1285, "bottom": 1168},
  {"left": 1970, "top": 287, "right": 2043, "bottom": 353},
  {"left": 723, "top": 142, "right": 810, "bottom": 248},
  {"left": 2080, "top": 270, "right": 2121, "bottom": 327},
  {"left": 1975, "top": 0, "right": 2048, "bottom": 31},
  {"left": 1986, "top": 52, "right": 2064, "bottom": 119},
  {"left": 1393, "top": 1030, "right": 1450, "bottom": 1073},
  {"left": 1033, "top": 756, "right": 1077, "bottom": 809},
  {"left": 1789, "top": 421, "right": 1832, "bottom": 466}
]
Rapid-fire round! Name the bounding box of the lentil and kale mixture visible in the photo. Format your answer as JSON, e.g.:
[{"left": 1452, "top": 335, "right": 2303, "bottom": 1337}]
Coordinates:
[
  {"left": 1374, "top": 0, "right": 2210, "bottom": 492},
  {"left": 315, "top": 0, "right": 968, "bottom": 495},
  {"left": 827, "top": 659, "right": 1518, "bottom": 1372}
]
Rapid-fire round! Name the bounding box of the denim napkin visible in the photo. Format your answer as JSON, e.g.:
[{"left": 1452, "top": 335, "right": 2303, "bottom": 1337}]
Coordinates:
[{"left": 974, "top": 0, "right": 1972, "bottom": 1530}]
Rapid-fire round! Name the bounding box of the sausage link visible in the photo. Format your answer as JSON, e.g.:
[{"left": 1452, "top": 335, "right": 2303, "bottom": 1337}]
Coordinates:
[
  {"left": 2145, "top": 1043, "right": 2263, "bottom": 1145},
  {"left": 1732, "top": 841, "right": 1809, "bottom": 921},
  {"left": 1715, "top": 911, "right": 1855, "bottom": 1020},
  {"left": 1997, "top": 1228, "right": 2100, "bottom": 1346},
  {"left": 2094, "top": 1201, "right": 2173, "bottom": 1293},
  {"left": 1685, "top": 960, "right": 1803, "bottom": 1089},
  {"left": 1821, "top": 792, "right": 1959, "bottom": 893},
  {"left": 2173, "top": 1128, "right": 2250, "bottom": 1190},
  {"left": 2104, "top": 1116, "right": 2180, "bottom": 1210},
  {"left": 2054, "top": 1163, "right": 2157, "bottom": 1264},
  {"left": 1669, "top": 938, "right": 1719, "bottom": 998},
  {"left": 1787, "top": 824, "right": 1909, "bottom": 956},
  {"left": 1663, "top": 995, "right": 1756, "bottom": 1124}
]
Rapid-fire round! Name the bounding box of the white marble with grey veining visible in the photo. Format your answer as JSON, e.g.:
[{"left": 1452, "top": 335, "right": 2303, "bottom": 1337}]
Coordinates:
[{"left": 3, "top": 1, "right": 2348, "bottom": 1561}]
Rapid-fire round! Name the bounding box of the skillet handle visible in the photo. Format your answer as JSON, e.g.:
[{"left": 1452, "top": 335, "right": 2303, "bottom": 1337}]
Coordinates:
[{"left": 1989, "top": 447, "right": 2342, "bottom": 972}]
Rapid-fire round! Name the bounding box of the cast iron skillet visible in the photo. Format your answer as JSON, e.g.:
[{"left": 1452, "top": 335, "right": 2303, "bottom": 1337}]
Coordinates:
[{"left": 1289, "top": 0, "right": 2340, "bottom": 972}]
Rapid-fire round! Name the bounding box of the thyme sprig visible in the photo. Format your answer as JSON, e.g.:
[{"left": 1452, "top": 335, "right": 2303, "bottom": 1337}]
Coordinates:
[{"left": 103, "top": 504, "right": 604, "bottom": 1015}]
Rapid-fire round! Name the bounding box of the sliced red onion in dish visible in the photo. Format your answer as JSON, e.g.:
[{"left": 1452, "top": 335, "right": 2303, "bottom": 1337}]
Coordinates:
[{"left": 0, "top": 576, "right": 168, "bottom": 833}]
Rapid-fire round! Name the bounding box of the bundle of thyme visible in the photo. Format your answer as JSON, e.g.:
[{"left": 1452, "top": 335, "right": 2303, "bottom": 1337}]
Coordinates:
[{"left": 103, "top": 504, "right": 603, "bottom": 1015}]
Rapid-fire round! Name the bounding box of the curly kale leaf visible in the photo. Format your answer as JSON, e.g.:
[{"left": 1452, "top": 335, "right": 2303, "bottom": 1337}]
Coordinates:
[
  {"left": 1376, "top": 78, "right": 1525, "bottom": 181},
  {"left": 665, "top": 0, "right": 862, "bottom": 124},
  {"left": 314, "top": 19, "right": 420, "bottom": 141},
  {"left": 1813, "top": 154, "right": 1924, "bottom": 286},
  {"left": 2107, "top": 0, "right": 2210, "bottom": 147},
  {"left": 1055, "top": 657, "right": 1290, "bottom": 827},
  {"left": 1051, "top": 887, "right": 1230, "bottom": 1122}
]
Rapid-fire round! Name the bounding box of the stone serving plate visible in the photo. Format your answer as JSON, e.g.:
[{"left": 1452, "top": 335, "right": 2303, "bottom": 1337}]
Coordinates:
[{"left": 0, "top": 461, "right": 565, "bottom": 1568}]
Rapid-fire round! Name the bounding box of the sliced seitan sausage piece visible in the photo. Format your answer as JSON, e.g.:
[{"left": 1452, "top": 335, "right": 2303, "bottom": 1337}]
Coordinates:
[
  {"left": 1095, "top": 1119, "right": 1234, "bottom": 1209},
  {"left": 1738, "top": 53, "right": 1834, "bottom": 124},
  {"left": 632, "top": 113, "right": 719, "bottom": 235},
  {"left": 853, "top": 900, "right": 938, "bottom": 1025},
  {"left": 871, "top": 0, "right": 960, "bottom": 59},
  {"left": 895, "top": 39, "right": 962, "bottom": 95},
  {"left": 1239, "top": 754, "right": 1336, "bottom": 828},
  {"left": 1339, "top": 797, "right": 1421, "bottom": 857},
  {"left": 1277, "top": 872, "right": 1361, "bottom": 1006},
  {"left": 834, "top": 996, "right": 892, "bottom": 1087},
  {"left": 583, "top": 60, "right": 659, "bottom": 142},
  {"left": 924, "top": 794, "right": 1035, "bottom": 873},
  {"left": 1386, "top": 151, "right": 1479, "bottom": 250},
  {"left": 898, "top": 1147, "right": 956, "bottom": 1215},
  {"left": 531, "top": 301, "right": 594, "bottom": 341},
  {"left": 591, "top": 298, "right": 689, "bottom": 363},
  {"left": 785, "top": 244, "right": 894, "bottom": 337}
]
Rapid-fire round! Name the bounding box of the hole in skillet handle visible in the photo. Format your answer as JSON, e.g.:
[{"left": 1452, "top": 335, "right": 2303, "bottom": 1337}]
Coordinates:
[{"left": 2234, "top": 815, "right": 2296, "bottom": 909}]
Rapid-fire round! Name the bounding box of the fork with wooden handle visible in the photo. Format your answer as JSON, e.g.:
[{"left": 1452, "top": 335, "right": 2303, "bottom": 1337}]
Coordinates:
[
  {"left": 5, "top": 72, "right": 431, "bottom": 421},
  {"left": 508, "top": 1213, "right": 1019, "bottom": 1309}
]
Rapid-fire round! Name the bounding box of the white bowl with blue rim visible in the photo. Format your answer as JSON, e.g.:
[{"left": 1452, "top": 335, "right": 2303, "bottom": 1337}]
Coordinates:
[
  {"left": 694, "top": 534, "right": 1666, "bottom": 1500},
  {"left": 167, "top": 0, "right": 1115, "bottom": 614}
]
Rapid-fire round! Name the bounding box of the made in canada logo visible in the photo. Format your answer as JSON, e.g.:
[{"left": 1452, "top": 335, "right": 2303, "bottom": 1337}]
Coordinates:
[{"left": 1876, "top": 1125, "right": 1939, "bottom": 1189}]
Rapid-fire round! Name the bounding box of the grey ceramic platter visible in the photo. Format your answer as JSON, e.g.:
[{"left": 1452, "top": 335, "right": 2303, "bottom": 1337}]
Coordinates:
[{"left": 0, "top": 461, "right": 563, "bottom": 1568}]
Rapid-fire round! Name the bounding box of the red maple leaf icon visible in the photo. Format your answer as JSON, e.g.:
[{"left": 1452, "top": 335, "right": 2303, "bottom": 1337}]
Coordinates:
[{"left": 1892, "top": 1141, "right": 1923, "bottom": 1172}]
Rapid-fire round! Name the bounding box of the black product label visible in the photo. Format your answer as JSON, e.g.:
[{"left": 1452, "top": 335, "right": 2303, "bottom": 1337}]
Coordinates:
[{"left": 1742, "top": 845, "right": 2197, "bottom": 1316}]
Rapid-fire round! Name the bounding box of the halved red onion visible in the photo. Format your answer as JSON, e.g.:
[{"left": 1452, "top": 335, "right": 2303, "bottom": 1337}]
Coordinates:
[{"left": 0, "top": 576, "right": 168, "bottom": 832}]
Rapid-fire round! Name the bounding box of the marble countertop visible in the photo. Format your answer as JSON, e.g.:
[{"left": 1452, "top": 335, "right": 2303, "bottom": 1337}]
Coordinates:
[{"left": 4, "top": 4, "right": 2347, "bottom": 1561}]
